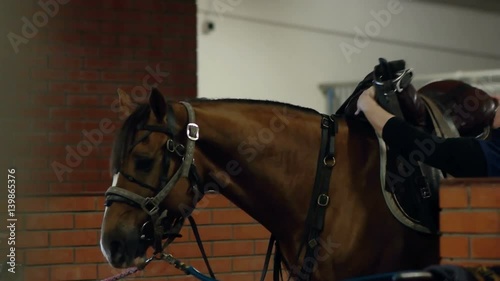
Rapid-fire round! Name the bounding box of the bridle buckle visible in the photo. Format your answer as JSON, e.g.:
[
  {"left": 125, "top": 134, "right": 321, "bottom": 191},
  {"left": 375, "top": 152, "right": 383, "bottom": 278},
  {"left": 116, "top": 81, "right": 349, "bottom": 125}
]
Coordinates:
[
  {"left": 166, "top": 139, "right": 176, "bottom": 153},
  {"left": 187, "top": 123, "right": 199, "bottom": 141},
  {"left": 317, "top": 194, "right": 330, "bottom": 207},
  {"left": 142, "top": 197, "right": 159, "bottom": 216}
]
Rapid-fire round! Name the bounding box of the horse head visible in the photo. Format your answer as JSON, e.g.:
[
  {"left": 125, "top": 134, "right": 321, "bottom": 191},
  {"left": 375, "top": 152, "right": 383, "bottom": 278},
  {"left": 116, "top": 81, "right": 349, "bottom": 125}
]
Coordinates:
[{"left": 100, "top": 88, "right": 203, "bottom": 268}]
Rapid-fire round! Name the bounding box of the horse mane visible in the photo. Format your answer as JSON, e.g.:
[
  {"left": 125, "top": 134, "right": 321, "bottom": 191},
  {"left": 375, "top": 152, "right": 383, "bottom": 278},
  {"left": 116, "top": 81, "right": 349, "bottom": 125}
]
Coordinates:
[
  {"left": 110, "top": 97, "right": 320, "bottom": 174},
  {"left": 187, "top": 97, "right": 320, "bottom": 116}
]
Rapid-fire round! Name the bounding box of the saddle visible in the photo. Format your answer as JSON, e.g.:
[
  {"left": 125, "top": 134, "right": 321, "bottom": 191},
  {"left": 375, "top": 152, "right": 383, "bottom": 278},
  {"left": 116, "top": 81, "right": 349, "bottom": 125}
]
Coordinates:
[{"left": 336, "top": 58, "right": 498, "bottom": 234}]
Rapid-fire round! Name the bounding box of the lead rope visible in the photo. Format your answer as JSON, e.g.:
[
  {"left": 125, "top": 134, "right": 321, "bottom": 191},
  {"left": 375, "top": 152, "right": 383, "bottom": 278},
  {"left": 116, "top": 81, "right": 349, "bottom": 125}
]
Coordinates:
[
  {"left": 100, "top": 256, "right": 155, "bottom": 281},
  {"left": 100, "top": 253, "right": 219, "bottom": 281},
  {"left": 100, "top": 217, "right": 218, "bottom": 281},
  {"left": 101, "top": 268, "right": 140, "bottom": 281}
]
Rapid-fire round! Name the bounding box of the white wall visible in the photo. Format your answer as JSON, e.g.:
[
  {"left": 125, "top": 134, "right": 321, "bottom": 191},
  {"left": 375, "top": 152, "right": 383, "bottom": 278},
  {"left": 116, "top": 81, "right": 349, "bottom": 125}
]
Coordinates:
[{"left": 196, "top": 0, "right": 500, "bottom": 113}]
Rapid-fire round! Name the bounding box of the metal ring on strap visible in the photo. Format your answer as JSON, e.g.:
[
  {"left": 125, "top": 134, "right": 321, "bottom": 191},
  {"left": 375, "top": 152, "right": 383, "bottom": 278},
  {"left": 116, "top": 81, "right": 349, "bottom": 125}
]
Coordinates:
[{"left": 323, "top": 155, "right": 336, "bottom": 167}]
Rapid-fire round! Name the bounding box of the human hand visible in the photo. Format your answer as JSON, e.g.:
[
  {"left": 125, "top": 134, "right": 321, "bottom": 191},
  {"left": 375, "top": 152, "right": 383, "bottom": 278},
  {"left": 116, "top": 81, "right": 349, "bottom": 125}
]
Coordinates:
[{"left": 355, "top": 86, "right": 377, "bottom": 115}]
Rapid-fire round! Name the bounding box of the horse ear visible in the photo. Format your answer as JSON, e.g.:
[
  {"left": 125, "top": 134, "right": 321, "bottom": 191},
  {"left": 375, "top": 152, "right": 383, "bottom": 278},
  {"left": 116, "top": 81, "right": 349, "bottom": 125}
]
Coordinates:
[
  {"left": 149, "top": 88, "right": 167, "bottom": 122},
  {"left": 117, "top": 88, "right": 136, "bottom": 117}
]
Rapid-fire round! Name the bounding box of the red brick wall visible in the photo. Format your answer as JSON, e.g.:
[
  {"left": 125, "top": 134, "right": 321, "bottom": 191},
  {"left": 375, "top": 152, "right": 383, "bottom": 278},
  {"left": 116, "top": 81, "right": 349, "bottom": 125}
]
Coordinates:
[
  {"left": 0, "top": 0, "right": 272, "bottom": 280},
  {"left": 13, "top": 0, "right": 196, "bottom": 196},
  {"left": 439, "top": 178, "right": 500, "bottom": 266},
  {"left": 18, "top": 194, "right": 271, "bottom": 281}
]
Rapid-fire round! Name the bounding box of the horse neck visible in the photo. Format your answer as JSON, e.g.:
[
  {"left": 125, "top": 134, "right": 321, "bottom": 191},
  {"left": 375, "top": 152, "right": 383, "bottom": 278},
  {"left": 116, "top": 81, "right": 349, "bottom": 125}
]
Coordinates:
[{"left": 177, "top": 101, "right": 323, "bottom": 239}]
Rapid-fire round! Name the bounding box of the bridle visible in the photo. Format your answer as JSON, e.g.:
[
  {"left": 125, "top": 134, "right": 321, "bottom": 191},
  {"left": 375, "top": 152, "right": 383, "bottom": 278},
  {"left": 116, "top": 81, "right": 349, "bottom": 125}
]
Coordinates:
[{"left": 104, "top": 101, "right": 203, "bottom": 254}]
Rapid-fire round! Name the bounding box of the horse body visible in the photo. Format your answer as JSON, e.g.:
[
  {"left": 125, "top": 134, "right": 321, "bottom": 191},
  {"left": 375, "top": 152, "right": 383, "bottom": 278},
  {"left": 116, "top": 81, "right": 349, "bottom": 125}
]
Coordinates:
[
  {"left": 100, "top": 90, "right": 439, "bottom": 281},
  {"left": 166, "top": 100, "right": 439, "bottom": 280}
]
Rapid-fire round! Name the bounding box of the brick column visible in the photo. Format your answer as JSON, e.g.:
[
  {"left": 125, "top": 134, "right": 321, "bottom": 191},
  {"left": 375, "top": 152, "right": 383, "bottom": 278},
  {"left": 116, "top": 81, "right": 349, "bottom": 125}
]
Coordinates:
[
  {"left": 10, "top": 0, "right": 198, "bottom": 280},
  {"left": 439, "top": 178, "right": 500, "bottom": 266}
]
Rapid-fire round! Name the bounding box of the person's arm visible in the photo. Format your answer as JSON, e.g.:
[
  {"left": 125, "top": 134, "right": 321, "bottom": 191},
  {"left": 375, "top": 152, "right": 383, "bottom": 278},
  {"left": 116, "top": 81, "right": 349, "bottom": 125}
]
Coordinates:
[
  {"left": 382, "top": 117, "right": 487, "bottom": 177},
  {"left": 356, "top": 86, "right": 488, "bottom": 177}
]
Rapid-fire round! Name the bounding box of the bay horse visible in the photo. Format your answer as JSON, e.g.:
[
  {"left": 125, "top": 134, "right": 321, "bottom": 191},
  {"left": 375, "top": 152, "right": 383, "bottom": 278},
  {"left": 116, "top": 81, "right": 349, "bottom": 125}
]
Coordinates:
[{"left": 99, "top": 87, "right": 440, "bottom": 281}]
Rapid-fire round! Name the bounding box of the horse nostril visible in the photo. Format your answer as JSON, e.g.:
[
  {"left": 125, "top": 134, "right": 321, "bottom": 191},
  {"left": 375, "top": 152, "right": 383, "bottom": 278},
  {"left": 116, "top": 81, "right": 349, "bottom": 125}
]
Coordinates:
[
  {"left": 110, "top": 240, "right": 121, "bottom": 252},
  {"left": 110, "top": 240, "right": 126, "bottom": 266}
]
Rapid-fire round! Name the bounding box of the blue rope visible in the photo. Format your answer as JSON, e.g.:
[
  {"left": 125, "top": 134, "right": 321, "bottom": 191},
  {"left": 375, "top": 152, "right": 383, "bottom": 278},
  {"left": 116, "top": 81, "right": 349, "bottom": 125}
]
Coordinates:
[
  {"left": 342, "top": 271, "right": 403, "bottom": 281},
  {"left": 186, "top": 266, "right": 219, "bottom": 281}
]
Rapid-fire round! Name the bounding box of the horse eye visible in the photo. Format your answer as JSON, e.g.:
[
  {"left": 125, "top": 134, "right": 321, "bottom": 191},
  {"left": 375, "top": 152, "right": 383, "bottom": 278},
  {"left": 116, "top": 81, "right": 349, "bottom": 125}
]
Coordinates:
[{"left": 135, "top": 157, "right": 154, "bottom": 172}]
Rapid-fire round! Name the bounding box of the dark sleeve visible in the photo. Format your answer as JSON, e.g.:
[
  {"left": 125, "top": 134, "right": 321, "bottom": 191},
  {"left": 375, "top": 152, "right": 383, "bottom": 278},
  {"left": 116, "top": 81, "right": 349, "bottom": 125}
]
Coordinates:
[{"left": 381, "top": 117, "right": 488, "bottom": 178}]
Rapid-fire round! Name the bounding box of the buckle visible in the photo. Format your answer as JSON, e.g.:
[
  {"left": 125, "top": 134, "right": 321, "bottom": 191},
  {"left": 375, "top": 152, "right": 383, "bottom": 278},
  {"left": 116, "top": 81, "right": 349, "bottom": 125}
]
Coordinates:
[
  {"left": 321, "top": 116, "right": 330, "bottom": 128},
  {"left": 186, "top": 123, "right": 199, "bottom": 141},
  {"left": 323, "top": 155, "right": 336, "bottom": 168},
  {"left": 142, "top": 198, "right": 159, "bottom": 216},
  {"left": 166, "top": 139, "right": 176, "bottom": 152},
  {"left": 416, "top": 176, "right": 431, "bottom": 199},
  {"left": 317, "top": 194, "right": 330, "bottom": 207},
  {"left": 420, "top": 186, "right": 432, "bottom": 199},
  {"left": 308, "top": 238, "right": 318, "bottom": 248},
  {"left": 140, "top": 221, "right": 153, "bottom": 240},
  {"left": 394, "top": 68, "right": 413, "bottom": 93}
]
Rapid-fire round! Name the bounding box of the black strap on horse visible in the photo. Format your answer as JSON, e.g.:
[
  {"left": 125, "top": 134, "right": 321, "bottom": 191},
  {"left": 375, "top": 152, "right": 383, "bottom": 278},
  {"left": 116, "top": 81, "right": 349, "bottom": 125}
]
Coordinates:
[
  {"left": 189, "top": 216, "right": 217, "bottom": 279},
  {"left": 259, "top": 235, "right": 276, "bottom": 281},
  {"left": 259, "top": 115, "right": 337, "bottom": 281},
  {"left": 298, "top": 114, "right": 337, "bottom": 281}
]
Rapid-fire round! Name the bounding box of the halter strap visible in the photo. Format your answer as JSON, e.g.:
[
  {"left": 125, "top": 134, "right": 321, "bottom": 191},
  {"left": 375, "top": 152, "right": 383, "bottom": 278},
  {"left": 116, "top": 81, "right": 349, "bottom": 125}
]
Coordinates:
[{"left": 180, "top": 101, "right": 199, "bottom": 177}]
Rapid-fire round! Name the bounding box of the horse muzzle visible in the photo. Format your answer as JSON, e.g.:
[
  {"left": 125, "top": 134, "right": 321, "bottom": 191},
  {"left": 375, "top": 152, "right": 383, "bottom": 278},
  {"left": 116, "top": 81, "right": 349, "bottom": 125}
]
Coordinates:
[{"left": 101, "top": 226, "right": 147, "bottom": 268}]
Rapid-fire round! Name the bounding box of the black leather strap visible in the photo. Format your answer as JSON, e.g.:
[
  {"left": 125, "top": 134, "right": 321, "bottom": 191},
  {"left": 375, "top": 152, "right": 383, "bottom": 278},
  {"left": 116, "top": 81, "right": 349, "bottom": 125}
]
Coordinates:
[
  {"left": 188, "top": 216, "right": 216, "bottom": 279},
  {"left": 373, "top": 58, "right": 406, "bottom": 120},
  {"left": 259, "top": 235, "right": 276, "bottom": 281},
  {"left": 119, "top": 170, "right": 158, "bottom": 192},
  {"left": 104, "top": 194, "right": 142, "bottom": 209},
  {"left": 298, "top": 114, "right": 337, "bottom": 281},
  {"left": 273, "top": 241, "right": 284, "bottom": 281}
]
